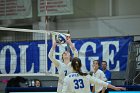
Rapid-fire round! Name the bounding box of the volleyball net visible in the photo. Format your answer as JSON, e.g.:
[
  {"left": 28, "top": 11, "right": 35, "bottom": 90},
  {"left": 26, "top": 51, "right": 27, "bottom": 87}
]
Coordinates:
[{"left": 0, "top": 27, "right": 68, "bottom": 76}]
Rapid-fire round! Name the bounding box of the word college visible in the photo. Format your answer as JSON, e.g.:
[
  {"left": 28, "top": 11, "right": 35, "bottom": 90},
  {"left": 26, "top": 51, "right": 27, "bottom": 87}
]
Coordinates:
[{"left": 0, "top": 36, "right": 133, "bottom": 74}]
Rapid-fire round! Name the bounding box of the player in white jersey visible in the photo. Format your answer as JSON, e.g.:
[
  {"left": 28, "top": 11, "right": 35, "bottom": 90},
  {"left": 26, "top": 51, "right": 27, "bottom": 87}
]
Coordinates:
[
  {"left": 92, "top": 60, "right": 107, "bottom": 93},
  {"left": 48, "top": 36, "right": 78, "bottom": 93},
  {"left": 62, "top": 57, "right": 126, "bottom": 93}
]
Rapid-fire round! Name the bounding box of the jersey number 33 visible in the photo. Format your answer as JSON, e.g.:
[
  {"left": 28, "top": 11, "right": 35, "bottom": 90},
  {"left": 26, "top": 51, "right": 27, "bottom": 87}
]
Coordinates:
[{"left": 73, "top": 79, "right": 85, "bottom": 89}]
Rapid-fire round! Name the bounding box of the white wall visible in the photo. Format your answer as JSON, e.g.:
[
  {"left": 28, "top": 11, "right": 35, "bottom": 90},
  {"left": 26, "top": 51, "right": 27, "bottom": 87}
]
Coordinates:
[
  {"left": 60, "top": 0, "right": 110, "bottom": 19},
  {"left": 98, "top": 16, "right": 140, "bottom": 37},
  {"left": 61, "top": 0, "right": 140, "bottom": 19},
  {"left": 57, "top": 18, "right": 99, "bottom": 38},
  {"left": 57, "top": 15, "right": 140, "bottom": 40},
  {"left": 56, "top": 0, "right": 140, "bottom": 39},
  {"left": 116, "top": 0, "right": 140, "bottom": 16}
]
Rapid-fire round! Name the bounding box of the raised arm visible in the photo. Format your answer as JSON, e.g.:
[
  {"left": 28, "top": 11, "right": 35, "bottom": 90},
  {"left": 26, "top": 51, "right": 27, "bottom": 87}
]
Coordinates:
[
  {"left": 66, "top": 36, "right": 78, "bottom": 57},
  {"left": 48, "top": 41, "right": 60, "bottom": 67}
]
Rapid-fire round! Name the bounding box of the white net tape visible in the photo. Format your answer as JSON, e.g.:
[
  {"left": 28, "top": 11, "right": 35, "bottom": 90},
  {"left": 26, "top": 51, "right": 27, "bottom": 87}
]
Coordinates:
[{"left": 0, "top": 27, "right": 68, "bottom": 76}]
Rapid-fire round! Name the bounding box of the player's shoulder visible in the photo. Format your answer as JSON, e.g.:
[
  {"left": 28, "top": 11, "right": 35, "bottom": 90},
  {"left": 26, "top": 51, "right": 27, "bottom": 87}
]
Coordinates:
[
  {"left": 106, "top": 69, "right": 111, "bottom": 73},
  {"left": 64, "top": 73, "right": 80, "bottom": 79},
  {"left": 98, "top": 69, "right": 104, "bottom": 74},
  {"left": 98, "top": 69, "right": 102, "bottom": 72},
  {"left": 64, "top": 73, "right": 78, "bottom": 81},
  {"left": 67, "top": 73, "right": 79, "bottom": 77},
  {"left": 77, "top": 74, "right": 90, "bottom": 80}
]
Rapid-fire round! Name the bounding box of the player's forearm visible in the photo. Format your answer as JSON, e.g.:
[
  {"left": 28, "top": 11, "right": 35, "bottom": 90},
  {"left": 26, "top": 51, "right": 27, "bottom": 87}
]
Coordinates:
[
  {"left": 67, "top": 39, "right": 75, "bottom": 51},
  {"left": 73, "top": 49, "right": 78, "bottom": 57},
  {"left": 68, "top": 41, "right": 78, "bottom": 57},
  {"left": 48, "top": 48, "right": 59, "bottom": 67},
  {"left": 107, "top": 84, "right": 117, "bottom": 90},
  {"left": 101, "top": 87, "right": 106, "bottom": 93},
  {"left": 48, "top": 42, "right": 56, "bottom": 58},
  {"left": 92, "top": 86, "right": 95, "bottom": 93},
  {"left": 69, "top": 42, "right": 75, "bottom": 51}
]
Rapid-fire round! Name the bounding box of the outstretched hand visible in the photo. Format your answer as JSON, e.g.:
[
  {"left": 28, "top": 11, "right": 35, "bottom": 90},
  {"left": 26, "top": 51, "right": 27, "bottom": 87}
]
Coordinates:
[{"left": 115, "top": 87, "right": 126, "bottom": 91}]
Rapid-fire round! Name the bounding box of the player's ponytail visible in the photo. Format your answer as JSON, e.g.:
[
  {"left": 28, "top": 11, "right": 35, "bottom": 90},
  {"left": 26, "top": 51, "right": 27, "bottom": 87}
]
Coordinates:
[{"left": 71, "top": 57, "right": 87, "bottom": 76}]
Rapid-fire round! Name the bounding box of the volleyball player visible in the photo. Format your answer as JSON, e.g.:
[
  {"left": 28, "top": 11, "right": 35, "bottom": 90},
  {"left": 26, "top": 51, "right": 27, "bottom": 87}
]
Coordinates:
[
  {"left": 48, "top": 36, "right": 78, "bottom": 93},
  {"left": 92, "top": 60, "right": 107, "bottom": 93},
  {"left": 62, "top": 57, "right": 125, "bottom": 93}
]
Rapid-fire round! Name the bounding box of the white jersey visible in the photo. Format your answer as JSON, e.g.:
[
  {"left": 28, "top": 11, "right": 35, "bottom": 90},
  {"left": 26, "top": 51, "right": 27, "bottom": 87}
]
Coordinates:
[
  {"left": 48, "top": 48, "right": 78, "bottom": 93},
  {"left": 62, "top": 73, "right": 108, "bottom": 93},
  {"left": 57, "top": 62, "right": 72, "bottom": 93},
  {"left": 92, "top": 69, "right": 107, "bottom": 92}
]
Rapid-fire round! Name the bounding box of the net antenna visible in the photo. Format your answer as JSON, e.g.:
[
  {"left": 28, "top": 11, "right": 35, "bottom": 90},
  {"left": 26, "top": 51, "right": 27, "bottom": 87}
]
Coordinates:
[{"left": 0, "top": 27, "right": 68, "bottom": 76}]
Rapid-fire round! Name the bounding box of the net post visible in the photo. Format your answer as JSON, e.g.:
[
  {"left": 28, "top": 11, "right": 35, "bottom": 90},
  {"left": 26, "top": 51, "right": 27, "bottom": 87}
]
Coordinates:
[{"left": 45, "top": 31, "right": 48, "bottom": 75}]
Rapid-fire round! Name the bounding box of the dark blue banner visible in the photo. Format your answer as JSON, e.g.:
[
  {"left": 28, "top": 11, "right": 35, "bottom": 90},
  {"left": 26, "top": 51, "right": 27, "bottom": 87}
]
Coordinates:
[
  {"left": 0, "top": 36, "right": 133, "bottom": 74},
  {"left": 0, "top": 40, "right": 46, "bottom": 74},
  {"left": 73, "top": 36, "right": 133, "bottom": 71}
]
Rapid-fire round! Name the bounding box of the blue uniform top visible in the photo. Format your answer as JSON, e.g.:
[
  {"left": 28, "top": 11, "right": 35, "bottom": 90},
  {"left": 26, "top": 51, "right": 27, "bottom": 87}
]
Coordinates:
[{"left": 100, "top": 68, "right": 111, "bottom": 81}]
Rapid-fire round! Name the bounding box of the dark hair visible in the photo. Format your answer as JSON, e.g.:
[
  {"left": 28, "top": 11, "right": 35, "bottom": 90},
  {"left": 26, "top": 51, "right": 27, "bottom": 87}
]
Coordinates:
[
  {"left": 102, "top": 61, "right": 107, "bottom": 65},
  {"left": 71, "top": 57, "right": 87, "bottom": 76},
  {"left": 34, "top": 79, "right": 42, "bottom": 87},
  {"left": 62, "top": 51, "right": 72, "bottom": 62},
  {"left": 6, "top": 76, "right": 27, "bottom": 87},
  {"left": 93, "top": 60, "right": 100, "bottom": 66}
]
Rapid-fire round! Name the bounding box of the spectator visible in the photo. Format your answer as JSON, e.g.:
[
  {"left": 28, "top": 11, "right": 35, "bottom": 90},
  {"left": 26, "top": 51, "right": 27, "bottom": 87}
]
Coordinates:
[
  {"left": 34, "top": 79, "right": 42, "bottom": 87},
  {"left": 6, "top": 76, "right": 27, "bottom": 87},
  {"left": 101, "top": 61, "right": 111, "bottom": 81}
]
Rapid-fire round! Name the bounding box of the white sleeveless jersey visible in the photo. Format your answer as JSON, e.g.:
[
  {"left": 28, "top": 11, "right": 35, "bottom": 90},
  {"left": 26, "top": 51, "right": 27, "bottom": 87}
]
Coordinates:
[
  {"left": 57, "top": 61, "right": 72, "bottom": 93},
  {"left": 92, "top": 69, "right": 107, "bottom": 92},
  {"left": 62, "top": 73, "right": 108, "bottom": 93},
  {"left": 48, "top": 48, "right": 78, "bottom": 93}
]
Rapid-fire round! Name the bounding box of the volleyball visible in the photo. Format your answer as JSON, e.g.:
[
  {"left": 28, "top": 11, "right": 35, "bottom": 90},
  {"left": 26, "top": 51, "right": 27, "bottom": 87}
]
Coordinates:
[{"left": 55, "top": 33, "right": 67, "bottom": 44}]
